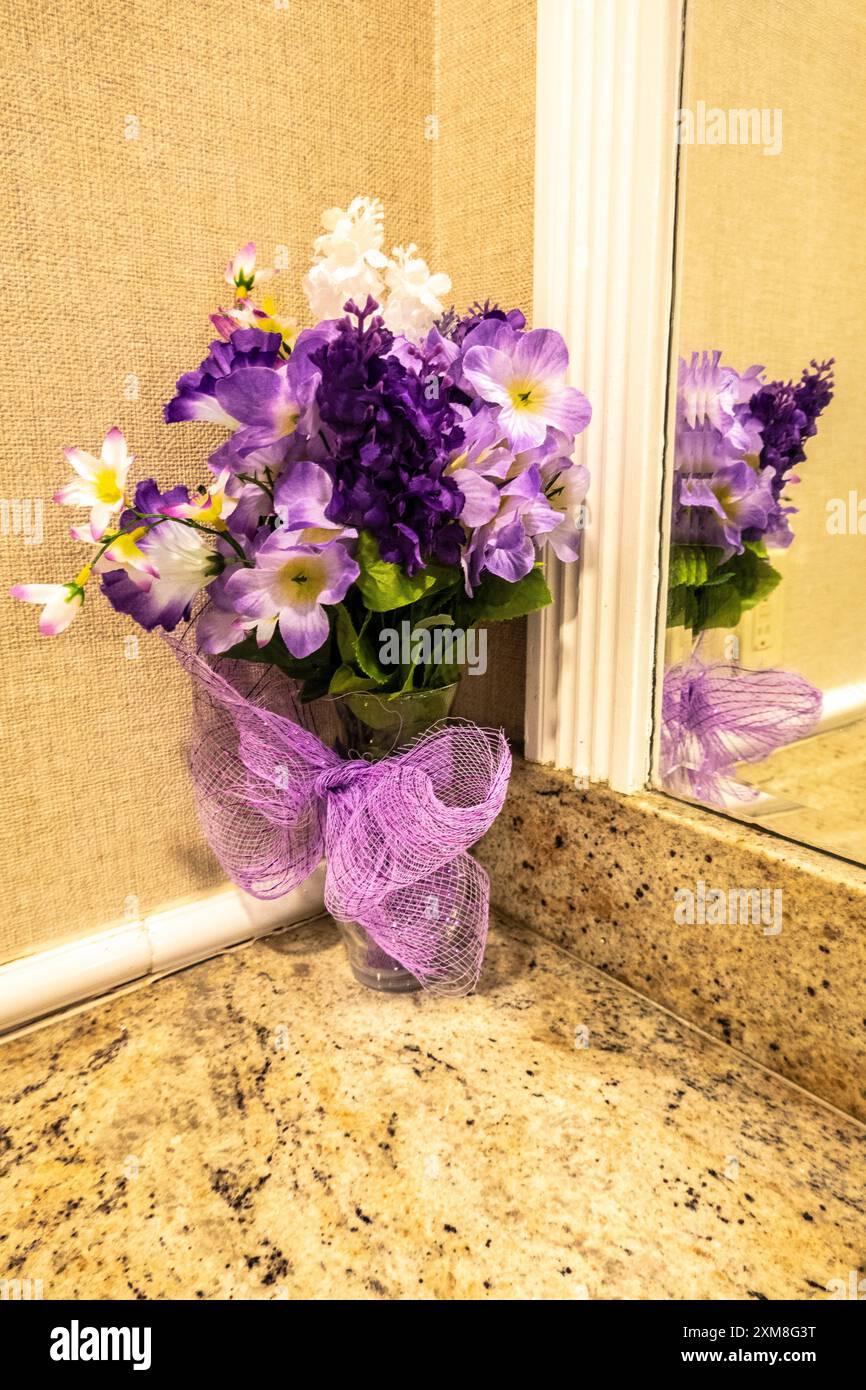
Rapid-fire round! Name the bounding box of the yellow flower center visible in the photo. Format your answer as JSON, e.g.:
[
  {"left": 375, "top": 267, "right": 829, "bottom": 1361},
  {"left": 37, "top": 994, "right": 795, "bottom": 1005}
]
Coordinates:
[
  {"left": 109, "top": 532, "right": 147, "bottom": 564},
  {"left": 276, "top": 557, "right": 322, "bottom": 605},
  {"left": 94, "top": 468, "right": 123, "bottom": 505},
  {"left": 275, "top": 400, "right": 299, "bottom": 436},
  {"left": 508, "top": 380, "right": 545, "bottom": 413}
]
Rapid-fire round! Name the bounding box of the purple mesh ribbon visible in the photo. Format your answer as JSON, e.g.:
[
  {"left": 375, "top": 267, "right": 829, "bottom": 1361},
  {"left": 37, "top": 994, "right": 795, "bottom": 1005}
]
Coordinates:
[
  {"left": 169, "top": 641, "right": 512, "bottom": 996},
  {"left": 661, "top": 654, "right": 822, "bottom": 806}
]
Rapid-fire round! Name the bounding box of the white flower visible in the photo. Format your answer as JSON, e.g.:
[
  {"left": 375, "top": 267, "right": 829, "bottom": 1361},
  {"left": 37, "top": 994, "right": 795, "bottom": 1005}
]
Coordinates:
[
  {"left": 225, "top": 242, "right": 275, "bottom": 299},
  {"left": 381, "top": 244, "right": 451, "bottom": 344},
  {"left": 302, "top": 196, "right": 390, "bottom": 320},
  {"left": 544, "top": 463, "right": 590, "bottom": 562},
  {"left": 54, "top": 427, "right": 133, "bottom": 540},
  {"left": 10, "top": 572, "right": 88, "bottom": 635}
]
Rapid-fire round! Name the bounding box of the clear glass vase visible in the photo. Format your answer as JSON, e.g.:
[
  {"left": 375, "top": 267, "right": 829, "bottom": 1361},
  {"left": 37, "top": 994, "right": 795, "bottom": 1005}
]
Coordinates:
[{"left": 330, "top": 682, "right": 460, "bottom": 992}]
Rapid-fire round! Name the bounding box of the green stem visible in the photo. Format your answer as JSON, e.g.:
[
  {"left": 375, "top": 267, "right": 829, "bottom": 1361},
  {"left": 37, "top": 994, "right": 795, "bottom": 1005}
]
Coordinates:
[
  {"left": 237, "top": 473, "right": 275, "bottom": 506},
  {"left": 132, "top": 512, "right": 251, "bottom": 565}
]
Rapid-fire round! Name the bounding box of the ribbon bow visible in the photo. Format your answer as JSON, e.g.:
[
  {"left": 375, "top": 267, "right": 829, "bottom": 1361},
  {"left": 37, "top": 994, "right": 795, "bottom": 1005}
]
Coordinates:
[
  {"left": 661, "top": 652, "right": 822, "bottom": 806},
  {"left": 171, "top": 643, "right": 512, "bottom": 995}
]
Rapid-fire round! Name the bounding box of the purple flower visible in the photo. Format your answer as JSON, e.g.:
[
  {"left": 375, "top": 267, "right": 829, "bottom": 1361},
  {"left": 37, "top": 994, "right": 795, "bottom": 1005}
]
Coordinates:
[
  {"left": 673, "top": 352, "right": 834, "bottom": 555},
  {"left": 164, "top": 328, "right": 283, "bottom": 426},
  {"left": 462, "top": 325, "right": 591, "bottom": 450},
  {"left": 223, "top": 531, "right": 358, "bottom": 658},
  {"left": 439, "top": 301, "right": 527, "bottom": 347},
  {"left": 101, "top": 519, "right": 221, "bottom": 631},
  {"left": 125, "top": 477, "right": 192, "bottom": 520},
  {"left": 542, "top": 462, "right": 590, "bottom": 563},
  {"left": 196, "top": 572, "right": 252, "bottom": 654},
  {"left": 462, "top": 466, "right": 559, "bottom": 592},
  {"left": 677, "top": 351, "right": 764, "bottom": 442},
  {"left": 310, "top": 297, "right": 465, "bottom": 574},
  {"left": 676, "top": 459, "right": 775, "bottom": 557},
  {"left": 750, "top": 359, "right": 834, "bottom": 480},
  {"left": 273, "top": 461, "right": 355, "bottom": 543},
  {"left": 448, "top": 406, "right": 516, "bottom": 480},
  {"left": 213, "top": 364, "right": 299, "bottom": 454},
  {"left": 208, "top": 434, "right": 292, "bottom": 481},
  {"left": 740, "top": 359, "right": 835, "bottom": 547}
]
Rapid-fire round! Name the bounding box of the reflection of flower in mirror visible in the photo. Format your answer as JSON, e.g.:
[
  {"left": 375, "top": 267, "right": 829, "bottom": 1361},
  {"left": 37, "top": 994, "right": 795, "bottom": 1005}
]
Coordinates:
[{"left": 673, "top": 351, "right": 834, "bottom": 556}]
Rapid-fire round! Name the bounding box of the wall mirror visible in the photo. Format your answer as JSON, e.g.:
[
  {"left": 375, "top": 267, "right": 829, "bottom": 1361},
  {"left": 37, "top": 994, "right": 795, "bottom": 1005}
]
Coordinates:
[{"left": 656, "top": 0, "right": 865, "bottom": 862}]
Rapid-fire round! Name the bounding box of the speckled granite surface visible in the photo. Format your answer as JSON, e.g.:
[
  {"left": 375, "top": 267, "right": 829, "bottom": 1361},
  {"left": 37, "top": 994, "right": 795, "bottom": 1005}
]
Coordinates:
[
  {"left": 476, "top": 759, "right": 866, "bottom": 1122},
  {"left": 1, "top": 915, "right": 864, "bottom": 1300}
]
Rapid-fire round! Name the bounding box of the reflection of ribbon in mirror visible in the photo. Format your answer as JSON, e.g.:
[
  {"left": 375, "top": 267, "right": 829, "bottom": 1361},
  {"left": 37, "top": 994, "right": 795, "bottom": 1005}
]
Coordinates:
[
  {"left": 660, "top": 652, "right": 822, "bottom": 808},
  {"left": 170, "top": 639, "right": 511, "bottom": 996}
]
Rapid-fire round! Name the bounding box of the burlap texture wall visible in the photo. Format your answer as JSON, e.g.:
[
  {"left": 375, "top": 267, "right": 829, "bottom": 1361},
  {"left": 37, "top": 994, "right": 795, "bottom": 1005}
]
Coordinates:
[
  {"left": 438, "top": 0, "right": 536, "bottom": 744},
  {"left": 0, "top": 0, "right": 535, "bottom": 960}
]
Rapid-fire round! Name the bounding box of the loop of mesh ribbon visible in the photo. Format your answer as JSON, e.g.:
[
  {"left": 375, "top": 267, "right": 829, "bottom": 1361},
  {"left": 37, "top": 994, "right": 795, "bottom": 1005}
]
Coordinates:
[
  {"left": 660, "top": 654, "right": 822, "bottom": 806},
  {"left": 169, "top": 640, "right": 512, "bottom": 995}
]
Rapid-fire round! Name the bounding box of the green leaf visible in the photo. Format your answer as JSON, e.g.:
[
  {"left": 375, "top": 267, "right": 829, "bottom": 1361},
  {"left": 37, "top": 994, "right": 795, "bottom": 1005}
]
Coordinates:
[
  {"left": 743, "top": 539, "right": 769, "bottom": 559},
  {"left": 670, "top": 545, "right": 783, "bottom": 635},
  {"left": 397, "top": 660, "right": 419, "bottom": 694},
  {"left": 668, "top": 544, "right": 720, "bottom": 590},
  {"left": 328, "top": 663, "right": 378, "bottom": 694},
  {"left": 335, "top": 604, "right": 359, "bottom": 664},
  {"left": 354, "top": 531, "right": 457, "bottom": 612},
  {"left": 355, "top": 612, "right": 390, "bottom": 685},
  {"left": 462, "top": 565, "right": 553, "bottom": 625},
  {"left": 412, "top": 612, "right": 455, "bottom": 632},
  {"left": 728, "top": 547, "right": 782, "bottom": 614}
]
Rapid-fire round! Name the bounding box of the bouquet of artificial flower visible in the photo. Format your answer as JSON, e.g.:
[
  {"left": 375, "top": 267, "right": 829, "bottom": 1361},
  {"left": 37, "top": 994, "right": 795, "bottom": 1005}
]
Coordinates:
[
  {"left": 661, "top": 348, "right": 833, "bottom": 807},
  {"left": 668, "top": 350, "right": 833, "bottom": 635},
  {"left": 13, "top": 197, "right": 591, "bottom": 704},
  {"left": 11, "top": 197, "right": 593, "bottom": 995}
]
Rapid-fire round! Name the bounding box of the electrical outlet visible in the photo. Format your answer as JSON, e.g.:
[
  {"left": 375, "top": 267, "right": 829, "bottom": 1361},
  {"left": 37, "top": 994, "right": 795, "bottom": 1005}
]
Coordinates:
[
  {"left": 751, "top": 605, "right": 774, "bottom": 651},
  {"left": 746, "top": 590, "right": 783, "bottom": 666}
]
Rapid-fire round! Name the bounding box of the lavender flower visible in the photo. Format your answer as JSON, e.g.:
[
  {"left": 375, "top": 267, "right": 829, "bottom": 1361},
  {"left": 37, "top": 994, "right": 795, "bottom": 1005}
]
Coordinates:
[
  {"left": 310, "top": 297, "right": 466, "bottom": 574},
  {"left": 439, "top": 301, "right": 527, "bottom": 347},
  {"left": 673, "top": 353, "right": 834, "bottom": 556},
  {"left": 740, "top": 359, "right": 835, "bottom": 546},
  {"left": 223, "top": 531, "right": 358, "bottom": 658}
]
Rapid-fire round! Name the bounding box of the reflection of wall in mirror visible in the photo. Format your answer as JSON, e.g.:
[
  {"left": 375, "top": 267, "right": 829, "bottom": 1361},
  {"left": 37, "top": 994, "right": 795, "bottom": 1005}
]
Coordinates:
[{"left": 676, "top": 0, "right": 866, "bottom": 702}]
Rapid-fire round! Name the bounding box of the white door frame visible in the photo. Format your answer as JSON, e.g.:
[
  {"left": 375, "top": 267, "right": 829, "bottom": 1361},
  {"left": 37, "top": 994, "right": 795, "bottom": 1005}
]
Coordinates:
[{"left": 526, "top": 0, "right": 685, "bottom": 792}]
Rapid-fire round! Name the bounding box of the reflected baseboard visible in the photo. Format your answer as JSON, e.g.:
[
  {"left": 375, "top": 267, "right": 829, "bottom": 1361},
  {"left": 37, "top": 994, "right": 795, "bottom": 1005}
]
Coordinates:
[
  {"left": 814, "top": 681, "right": 866, "bottom": 735},
  {"left": 734, "top": 792, "right": 808, "bottom": 820}
]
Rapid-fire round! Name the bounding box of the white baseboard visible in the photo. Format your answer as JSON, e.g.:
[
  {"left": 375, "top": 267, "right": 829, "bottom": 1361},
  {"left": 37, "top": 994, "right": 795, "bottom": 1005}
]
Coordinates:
[
  {"left": 815, "top": 681, "right": 866, "bottom": 734},
  {"left": 0, "top": 867, "right": 326, "bottom": 1036}
]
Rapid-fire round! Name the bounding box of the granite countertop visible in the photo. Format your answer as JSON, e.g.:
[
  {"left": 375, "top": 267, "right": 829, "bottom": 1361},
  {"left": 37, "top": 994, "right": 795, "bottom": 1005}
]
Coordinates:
[{"left": 0, "top": 915, "right": 864, "bottom": 1300}]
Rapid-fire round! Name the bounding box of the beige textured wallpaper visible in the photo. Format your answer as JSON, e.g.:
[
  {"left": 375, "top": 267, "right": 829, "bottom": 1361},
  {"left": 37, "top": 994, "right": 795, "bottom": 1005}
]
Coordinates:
[
  {"left": 676, "top": 0, "right": 866, "bottom": 693},
  {"left": 438, "top": 0, "right": 536, "bottom": 744},
  {"left": 0, "top": 0, "right": 535, "bottom": 961},
  {"left": 0, "top": 0, "right": 438, "bottom": 960}
]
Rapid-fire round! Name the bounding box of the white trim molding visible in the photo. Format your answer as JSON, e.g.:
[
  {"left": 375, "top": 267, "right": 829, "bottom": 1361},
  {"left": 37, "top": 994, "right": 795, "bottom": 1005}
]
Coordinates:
[
  {"left": 0, "top": 871, "right": 325, "bottom": 1036},
  {"left": 526, "top": 0, "right": 685, "bottom": 792}
]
